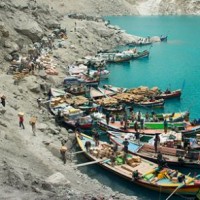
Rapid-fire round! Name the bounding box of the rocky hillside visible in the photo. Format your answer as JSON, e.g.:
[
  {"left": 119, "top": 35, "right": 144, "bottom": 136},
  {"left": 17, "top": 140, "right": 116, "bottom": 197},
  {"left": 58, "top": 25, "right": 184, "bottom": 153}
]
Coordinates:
[
  {"left": 0, "top": 0, "right": 200, "bottom": 200},
  {"left": 38, "top": 0, "right": 200, "bottom": 16}
]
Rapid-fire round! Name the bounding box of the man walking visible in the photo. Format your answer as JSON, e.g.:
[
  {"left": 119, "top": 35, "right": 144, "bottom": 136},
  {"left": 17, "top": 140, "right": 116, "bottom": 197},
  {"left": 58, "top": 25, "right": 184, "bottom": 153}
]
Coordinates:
[{"left": 19, "top": 113, "right": 25, "bottom": 129}]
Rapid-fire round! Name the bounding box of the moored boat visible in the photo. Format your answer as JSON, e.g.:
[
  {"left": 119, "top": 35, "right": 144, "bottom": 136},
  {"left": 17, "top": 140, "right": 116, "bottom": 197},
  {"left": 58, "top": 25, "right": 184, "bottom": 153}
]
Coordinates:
[
  {"left": 110, "top": 135, "right": 200, "bottom": 168},
  {"left": 76, "top": 133, "right": 200, "bottom": 196},
  {"left": 160, "top": 35, "right": 168, "bottom": 42},
  {"left": 103, "top": 84, "right": 127, "bottom": 93},
  {"left": 97, "top": 119, "right": 166, "bottom": 135},
  {"left": 132, "top": 50, "right": 150, "bottom": 59},
  {"left": 134, "top": 99, "right": 165, "bottom": 108},
  {"left": 155, "top": 89, "right": 182, "bottom": 99},
  {"left": 146, "top": 111, "right": 189, "bottom": 122}
]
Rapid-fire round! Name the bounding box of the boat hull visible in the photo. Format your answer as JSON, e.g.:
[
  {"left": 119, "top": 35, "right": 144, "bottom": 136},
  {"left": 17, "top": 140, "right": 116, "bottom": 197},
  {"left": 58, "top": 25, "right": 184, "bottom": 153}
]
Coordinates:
[{"left": 76, "top": 133, "right": 200, "bottom": 196}]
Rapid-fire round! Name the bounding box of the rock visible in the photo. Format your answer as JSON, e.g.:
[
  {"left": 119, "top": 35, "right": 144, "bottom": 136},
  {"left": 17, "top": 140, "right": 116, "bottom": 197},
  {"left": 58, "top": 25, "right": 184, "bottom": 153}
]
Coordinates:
[
  {"left": 2, "top": 30, "right": 9, "bottom": 37},
  {"left": 95, "top": 27, "right": 114, "bottom": 38},
  {"left": 49, "top": 127, "right": 59, "bottom": 135},
  {"left": 60, "top": 127, "right": 69, "bottom": 136},
  {"left": 47, "top": 76, "right": 56, "bottom": 85},
  {"left": 4, "top": 40, "right": 19, "bottom": 53},
  {"left": 42, "top": 182, "right": 53, "bottom": 191},
  {"left": 4, "top": 54, "right": 12, "bottom": 61},
  {"left": 0, "top": 2, "right": 6, "bottom": 8},
  {"left": 10, "top": 0, "right": 29, "bottom": 10},
  {"left": 46, "top": 19, "right": 60, "bottom": 29},
  {"left": 38, "top": 70, "right": 47, "bottom": 79},
  {"left": 14, "top": 14, "right": 43, "bottom": 42},
  {"left": 37, "top": 123, "right": 48, "bottom": 132},
  {"left": 45, "top": 172, "right": 70, "bottom": 186},
  {"left": 28, "top": 83, "right": 40, "bottom": 93},
  {"left": 0, "top": 106, "right": 6, "bottom": 115},
  {"left": 32, "top": 186, "right": 42, "bottom": 194}
]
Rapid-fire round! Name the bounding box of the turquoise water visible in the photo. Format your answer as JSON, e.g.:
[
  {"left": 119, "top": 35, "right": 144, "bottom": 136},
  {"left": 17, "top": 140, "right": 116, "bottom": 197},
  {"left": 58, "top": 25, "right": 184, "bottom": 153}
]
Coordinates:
[
  {"left": 101, "top": 16, "right": 200, "bottom": 120},
  {"left": 79, "top": 16, "right": 200, "bottom": 200}
]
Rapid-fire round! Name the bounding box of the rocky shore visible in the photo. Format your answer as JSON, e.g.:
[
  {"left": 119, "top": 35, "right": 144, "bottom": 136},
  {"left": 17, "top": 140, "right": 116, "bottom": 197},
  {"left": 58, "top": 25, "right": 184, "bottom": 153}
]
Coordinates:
[{"left": 1, "top": 1, "right": 200, "bottom": 200}]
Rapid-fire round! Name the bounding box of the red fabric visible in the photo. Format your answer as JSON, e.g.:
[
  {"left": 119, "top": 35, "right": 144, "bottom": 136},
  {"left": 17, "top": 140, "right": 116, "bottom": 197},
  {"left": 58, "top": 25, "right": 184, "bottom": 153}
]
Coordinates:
[{"left": 19, "top": 116, "right": 24, "bottom": 122}]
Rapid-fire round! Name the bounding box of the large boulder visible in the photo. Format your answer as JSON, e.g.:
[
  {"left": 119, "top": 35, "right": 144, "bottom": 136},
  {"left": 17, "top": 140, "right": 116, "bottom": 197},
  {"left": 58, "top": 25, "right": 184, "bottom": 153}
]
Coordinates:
[
  {"left": 37, "top": 123, "right": 48, "bottom": 132},
  {"left": 13, "top": 12, "right": 43, "bottom": 42},
  {"left": 27, "top": 83, "right": 41, "bottom": 93},
  {"left": 45, "top": 172, "right": 70, "bottom": 186}
]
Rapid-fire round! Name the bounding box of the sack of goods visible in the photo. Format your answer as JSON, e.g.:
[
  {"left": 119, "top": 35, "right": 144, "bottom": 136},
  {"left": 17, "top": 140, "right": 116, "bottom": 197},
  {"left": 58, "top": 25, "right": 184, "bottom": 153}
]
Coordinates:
[
  {"left": 60, "top": 146, "right": 68, "bottom": 153},
  {"left": 1, "top": 95, "right": 6, "bottom": 99},
  {"left": 29, "top": 117, "right": 37, "bottom": 124},
  {"left": 18, "top": 112, "right": 24, "bottom": 117}
]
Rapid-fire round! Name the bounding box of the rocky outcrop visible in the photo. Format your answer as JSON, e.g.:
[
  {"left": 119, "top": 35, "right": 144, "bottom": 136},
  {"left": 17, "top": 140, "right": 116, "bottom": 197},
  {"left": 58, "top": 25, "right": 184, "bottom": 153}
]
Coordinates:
[{"left": 13, "top": 13, "right": 43, "bottom": 42}]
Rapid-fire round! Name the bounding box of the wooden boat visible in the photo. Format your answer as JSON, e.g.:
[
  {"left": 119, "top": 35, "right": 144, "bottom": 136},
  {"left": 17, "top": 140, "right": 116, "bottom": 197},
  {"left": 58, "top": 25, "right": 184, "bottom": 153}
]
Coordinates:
[
  {"left": 111, "top": 53, "right": 132, "bottom": 63},
  {"left": 145, "top": 111, "right": 190, "bottom": 122},
  {"left": 108, "top": 131, "right": 200, "bottom": 153},
  {"left": 90, "top": 69, "right": 110, "bottom": 79},
  {"left": 68, "top": 64, "right": 88, "bottom": 77},
  {"left": 97, "top": 119, "right": 166, "bottom": 135},
  {"left": 102, "top": 104, "right": 124, "bottom": 113},
  {"left": 90, "top": 87, "right": 115, "bottom": 100},
  {"left": 160, "top": 35, "right": 168, "bottom": 42},
  {"left": 97, "top": 52, "right": 132, "bottom": 63},
  {"left": 64, "top": 84, "right": 89, "bottom": 96},
  {"left": 110, "top": 135, "right": 200, "bottom": 168},
  {"left": 127, "top": 37, "right": 152, "bottom": 46},
  {"left": 132, "top": 50, "right": 150, "bottom": 59},
  {"left": 134, "top": 99, "right": 165, "bottom": 108},
  {"left": 103, "top": 84, "right": 127, "bottom": 93},
  {"left": 90, "top": 87, "right": 106, "bottom": 99},
  {"left": 76, "top": 133, "right": 200, "bottom": 196},
  {"left": 80, "top": 74, "right": 100, "bottom": 86},
  {"left": 63, "top": 107, "right": 92, "bottom": 129},
  {"left": 107, "top": 130, "right": 183, "bottom": 146},
  {"left": 143, "top": 121, "right": 185, "bottom": 130},
  {"left": 182, "top": 124, "right": 200, "bottom": 138},
  {"left": 98, "top": 87, "right": 116, "bottom": 97},
  {"left": 51, "top": 88, "right": 67, "bottom": 97},
  {"left": 155, "top": 89, "right": 182, "bottom": 100}
]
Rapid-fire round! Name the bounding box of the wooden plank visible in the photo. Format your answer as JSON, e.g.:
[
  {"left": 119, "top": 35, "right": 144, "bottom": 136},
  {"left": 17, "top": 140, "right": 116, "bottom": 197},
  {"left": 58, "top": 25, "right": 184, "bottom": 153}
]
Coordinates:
[{"left": 76, "top": 159, "right": 110, "bottom": 167}]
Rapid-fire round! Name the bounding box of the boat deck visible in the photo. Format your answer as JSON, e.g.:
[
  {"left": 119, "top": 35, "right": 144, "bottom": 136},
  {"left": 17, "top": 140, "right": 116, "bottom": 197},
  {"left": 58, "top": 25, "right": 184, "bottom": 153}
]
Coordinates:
[{"left": 100, "top": 120, "right": 165, "bottom": 135}]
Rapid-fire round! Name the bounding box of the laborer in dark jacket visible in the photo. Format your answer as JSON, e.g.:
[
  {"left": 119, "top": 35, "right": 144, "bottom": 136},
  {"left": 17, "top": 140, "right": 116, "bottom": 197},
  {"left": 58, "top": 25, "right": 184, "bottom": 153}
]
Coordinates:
[{"left": 1, "top": 96, "right": 6, "bottom": 107}]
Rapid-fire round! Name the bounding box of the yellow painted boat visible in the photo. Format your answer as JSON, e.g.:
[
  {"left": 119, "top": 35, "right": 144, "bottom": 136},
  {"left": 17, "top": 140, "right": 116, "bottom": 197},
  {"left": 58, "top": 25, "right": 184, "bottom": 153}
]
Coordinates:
[{"left": 76, "top": 133, "right": 200, "bottom": 197}]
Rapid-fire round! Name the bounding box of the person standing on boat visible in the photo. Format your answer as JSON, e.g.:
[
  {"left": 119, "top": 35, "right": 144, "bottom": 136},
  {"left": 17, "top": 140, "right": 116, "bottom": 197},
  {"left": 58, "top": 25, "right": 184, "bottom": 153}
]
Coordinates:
[
  {"left": 140, "top": 118, "right": 144, "bottom": 131},
  {"left": 85, "top": 141, "right": 91, "bottom": 152},
  {"left": 93, "top": 131, "right": 100, "bottom": 146},
  {"left": 154, "top": 133, "right": 160, "bottom": 153},
  {"left": 135, "top": 131, "right": 140, "bottom": 145},
  {"left": 122, "top": 138, "right": 129, "bottom": 153},
  {"left": 145, "top": 112, "right": 149, "bottom": 121},
  {"left": 163, "top": 118, "right": 168, "bottom": 134},
  {"left": 106, "top": 112, "right": 110, "bottom": 126},
  {"left": 137, "top": 111, "right": 141, "bottom": 122},
  {"left": 134, "top": 121, "right": 139, "bottom": 132},
  {"left": 110, "top": 152, "right": 116, "bottom": 167}
]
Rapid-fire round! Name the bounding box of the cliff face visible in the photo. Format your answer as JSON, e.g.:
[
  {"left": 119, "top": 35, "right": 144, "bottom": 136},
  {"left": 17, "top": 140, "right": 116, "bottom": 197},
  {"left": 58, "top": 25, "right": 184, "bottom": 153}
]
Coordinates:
[{"left": 39, "top": 0, "right": 200, "bottom": 16}]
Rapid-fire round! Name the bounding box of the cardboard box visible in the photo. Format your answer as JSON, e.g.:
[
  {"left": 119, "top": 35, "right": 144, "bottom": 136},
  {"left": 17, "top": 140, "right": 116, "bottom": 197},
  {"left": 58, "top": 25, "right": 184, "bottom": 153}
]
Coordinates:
[{"left": 172, "top": 177, "right": 178, "bottom": 183}]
